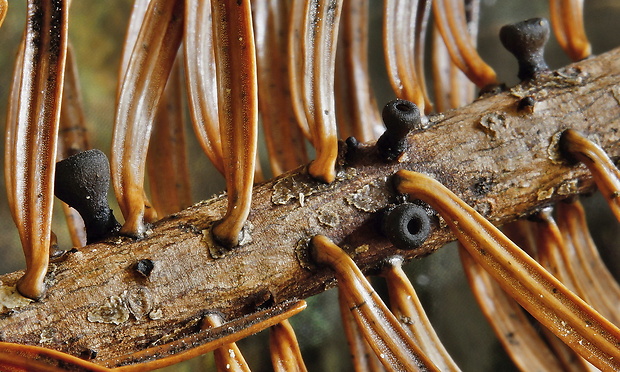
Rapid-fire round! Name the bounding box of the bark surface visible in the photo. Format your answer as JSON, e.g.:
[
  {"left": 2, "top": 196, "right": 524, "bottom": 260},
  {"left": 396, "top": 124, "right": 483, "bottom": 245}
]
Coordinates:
[{"left": 0, "top": 48, "right": 618, "bottom": 367}]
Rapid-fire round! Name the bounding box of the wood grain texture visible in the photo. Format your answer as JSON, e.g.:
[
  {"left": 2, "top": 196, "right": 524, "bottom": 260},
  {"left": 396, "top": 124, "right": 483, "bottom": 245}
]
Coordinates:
[{"left": 0, "top": 48, "right": 618, "bottom": 367}]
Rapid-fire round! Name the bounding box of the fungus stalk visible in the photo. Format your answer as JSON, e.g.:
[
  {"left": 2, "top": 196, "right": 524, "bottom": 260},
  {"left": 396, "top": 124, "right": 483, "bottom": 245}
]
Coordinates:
[{"left": 499, "top": 18, "right": 551, "bottom": 81}]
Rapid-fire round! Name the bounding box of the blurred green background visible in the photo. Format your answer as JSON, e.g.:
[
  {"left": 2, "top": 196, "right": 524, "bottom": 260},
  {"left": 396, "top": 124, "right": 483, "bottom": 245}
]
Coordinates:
[{"left": 0, "top": 1, "right": 618, "bottom": 371}]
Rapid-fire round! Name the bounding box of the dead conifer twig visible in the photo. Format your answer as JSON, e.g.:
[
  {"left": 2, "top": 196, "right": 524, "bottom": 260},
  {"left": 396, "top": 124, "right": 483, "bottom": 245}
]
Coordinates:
[{"left": 0, "top": 46, "right": 618, "bottom": 367}]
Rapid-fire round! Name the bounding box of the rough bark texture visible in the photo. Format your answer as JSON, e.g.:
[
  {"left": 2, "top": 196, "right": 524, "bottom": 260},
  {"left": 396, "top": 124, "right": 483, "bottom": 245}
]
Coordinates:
[{"left": 0, "top": 48, "right": 619, "bottom": 367}]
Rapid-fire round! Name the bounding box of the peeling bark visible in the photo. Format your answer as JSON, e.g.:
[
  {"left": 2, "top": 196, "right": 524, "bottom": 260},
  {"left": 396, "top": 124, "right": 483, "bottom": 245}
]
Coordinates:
[{"left": 0, "top": 48, "right": 618, "bottom": 367}]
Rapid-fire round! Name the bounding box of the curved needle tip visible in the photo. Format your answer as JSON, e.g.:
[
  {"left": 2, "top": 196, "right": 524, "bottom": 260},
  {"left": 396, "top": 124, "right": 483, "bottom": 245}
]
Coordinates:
[{"left": 560, "top": 129, "right": 620, "bottom": 221}]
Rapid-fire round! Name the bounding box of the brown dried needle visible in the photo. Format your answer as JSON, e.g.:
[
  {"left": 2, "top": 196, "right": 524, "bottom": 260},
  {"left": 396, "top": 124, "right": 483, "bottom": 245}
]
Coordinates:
[
  {"left": 459, "top": 245, "right": 566, "bottom": 372},
  {"left": 338, "top": 290, "right": 385, "bottom": 372},
  {"left": 202, "top": 313, "right": 251, "bottom": 372},
  {"left": 383, "top": 0, "right": 432, "bottom": 113},
  {"left": 117, "top": 0, "right": 150, "bottom": 96},
  {"left": 0, "top": 303, "right": 304, "bottom": 372},
  {"left": 432, "top": 0, "right": 498, "bottom": 88},
  {"left": 335, "top": 0, "right": 383, "bottom": 141},
  {"left": 0, "top": 0, "right": 6, "bottom": 27},
  {"left": 105, "top": 301, "right": 306, "bottom": 370},
  {"left": 288, "top": 0, "right": 312, "bottom": 140},
  {"left": 300, "top": 0, "right": 342, "bottom": 183},
  {"left": 560, "top": 129, "right": 620, "bottom": 222},
  {"left": 209, "top": 0, "right": 259, "bottom": 248},
  {"left": 115, "top": 0, "right": 157, "bottom": 234},
  {"left": 431, "top": 0, "right": 479, "bottom": 112},
  {"left": 533, "top": 209, "right": 581, "bottom": 294},
  {"left": 184, "top": 0, "right": 225, "bottom": 174},
  {"left": 5, "top": 39, "right": 24, "bottom": 234},
  {"left": 529, "top": 212, "right": 597, "bottom": 371},
  {"left": 501, "top": 220, "right": 537, "bottom": 257},
  {"left": 412, "top": 0, "right": 433, "bottom": 112},
  {"left": 0, "top": 303, "right": 299, "bottom": 371},
  {"left": 147, "top": 56, "right": 192, "bottom": 217},
  {"left": 556, "top": 201, "right": 620, "bottom": 325},
  {"left": 6, "top": 0, "right": 68, "bottom": 300},
  {"left": 311, "top": 235, "right": 439, "bottom": 372},
  {"left": 57, "top": 44, "right": 90, "bottom": 248},
  {"left": 253, "top": 0, "right": 308, "bottom": 176},
  {"left": 111, "top": 0, "right": 184, "bottom": 237},
  {"left": 269, "top": 320, "right": 308, "bottom": 372},
  {"left": 549, "top": 0, "right": 592, "bottom": 61},
  {"left": 0, "top": 342, "right": 110, "bottom": 371},
  {"left": 394, "top": 170, "right": 620, "bottom": 371},
  {"left": 382, "top": 257, "right": 460, "bottom": 371}
]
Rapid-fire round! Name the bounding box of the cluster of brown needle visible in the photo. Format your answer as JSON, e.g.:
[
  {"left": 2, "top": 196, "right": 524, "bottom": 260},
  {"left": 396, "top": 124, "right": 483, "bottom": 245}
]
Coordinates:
[
  {"left": 311, "top": 235, "right": 437, "bottom": 371},
  {"left": 1, "top": 0, "right": 619, "bottom": 371},
  {"left": 394, "top": 170, "right": 620, "bottom": 371}
]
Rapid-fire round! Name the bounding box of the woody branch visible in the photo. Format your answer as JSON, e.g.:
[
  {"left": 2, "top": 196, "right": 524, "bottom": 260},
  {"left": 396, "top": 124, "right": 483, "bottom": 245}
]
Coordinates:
[{"left": 0, "top": 47, "right": 618, "bottom": 366}]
